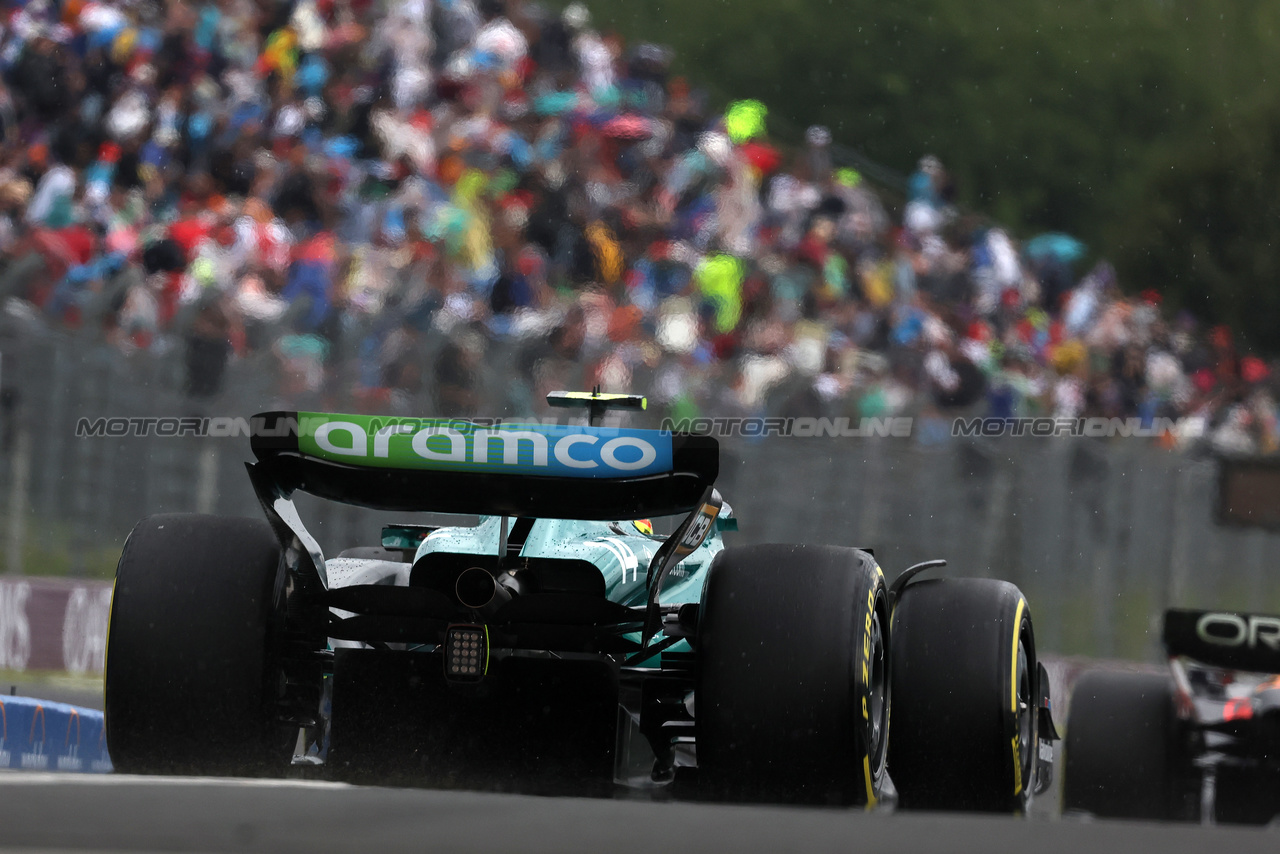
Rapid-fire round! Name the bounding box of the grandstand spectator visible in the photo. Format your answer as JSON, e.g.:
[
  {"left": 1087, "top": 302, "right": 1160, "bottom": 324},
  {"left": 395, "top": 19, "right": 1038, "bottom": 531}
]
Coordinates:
[{"left": 0, "top": 0, "right": 1269, "bottom": 453}]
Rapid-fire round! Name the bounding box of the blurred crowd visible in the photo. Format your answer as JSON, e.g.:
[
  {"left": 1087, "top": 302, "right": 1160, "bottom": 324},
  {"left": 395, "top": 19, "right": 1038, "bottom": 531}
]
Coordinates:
[{"left": 1, "top": 0, "right": 1277, "bottom": 454}]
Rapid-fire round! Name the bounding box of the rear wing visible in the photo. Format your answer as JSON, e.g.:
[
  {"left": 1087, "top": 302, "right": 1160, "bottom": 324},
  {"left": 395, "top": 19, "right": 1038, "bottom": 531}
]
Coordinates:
[
  {"left": 1164, "top": 608, "right": 1280, "bottom": 673},
  {"left": 248, "top": 411, "right": 718, "bottom": 520}
]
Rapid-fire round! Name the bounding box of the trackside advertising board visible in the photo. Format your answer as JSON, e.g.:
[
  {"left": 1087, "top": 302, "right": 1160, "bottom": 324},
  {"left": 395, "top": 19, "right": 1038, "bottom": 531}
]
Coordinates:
[
  {"left": 296, "top": 413, "right": 674, "bottom": 479},
  {"left": 0, "top": 695, "right": 112, "bottom": 773},
  {"left": 0, "top": 579, "right": 111, "bottom": 675}
]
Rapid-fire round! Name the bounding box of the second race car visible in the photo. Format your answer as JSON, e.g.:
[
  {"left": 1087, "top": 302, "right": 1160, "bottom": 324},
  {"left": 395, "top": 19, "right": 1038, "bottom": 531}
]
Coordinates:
[{"left": 1064, "top": 607, "right": 1280, "bottom": 823}]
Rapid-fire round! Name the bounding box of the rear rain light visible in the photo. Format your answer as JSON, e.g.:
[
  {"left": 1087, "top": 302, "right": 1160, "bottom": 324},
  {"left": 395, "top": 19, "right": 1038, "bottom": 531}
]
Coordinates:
[{"left": 445, "top": 624, "right": 488, "bottom": 682}]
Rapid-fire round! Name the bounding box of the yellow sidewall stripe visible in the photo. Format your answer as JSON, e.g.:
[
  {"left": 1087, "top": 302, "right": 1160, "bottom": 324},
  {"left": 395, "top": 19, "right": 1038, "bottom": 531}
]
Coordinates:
[
  {"left": 863, "top": 754, "right": 877, "bottom": 807},
  {"left": 1010, "top": 597, "right": 1026, "bottom": 796},
  {"left": 1010, "top": 598, "right": 1025, "bottom": 714}
]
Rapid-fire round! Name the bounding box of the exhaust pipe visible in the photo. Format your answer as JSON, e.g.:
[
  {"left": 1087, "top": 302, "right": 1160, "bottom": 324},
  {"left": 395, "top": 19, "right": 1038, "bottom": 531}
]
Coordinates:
[{"left": 455, "top": 566, "right": 511, "bottom": 616}]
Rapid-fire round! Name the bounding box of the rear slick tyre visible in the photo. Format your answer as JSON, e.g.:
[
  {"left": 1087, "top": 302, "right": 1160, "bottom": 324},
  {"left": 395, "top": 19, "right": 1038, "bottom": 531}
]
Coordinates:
[
  {"left": 889, "top": 577, "right": 1038, "bottom": 812},
  {"left": 1062, "top": 671, "right": 1194, "bottom": 820},
  {"left": 696, "top": 543, "right": 889, "bottom": 805},
  {"left": 105, "top": 514, "right": 297, "bottom": 775}
]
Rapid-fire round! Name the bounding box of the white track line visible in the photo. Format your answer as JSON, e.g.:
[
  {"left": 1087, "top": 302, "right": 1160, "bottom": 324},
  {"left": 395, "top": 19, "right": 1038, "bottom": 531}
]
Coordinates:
[{"left": 0, "top": 772, "right": 350, "bottom": 789}]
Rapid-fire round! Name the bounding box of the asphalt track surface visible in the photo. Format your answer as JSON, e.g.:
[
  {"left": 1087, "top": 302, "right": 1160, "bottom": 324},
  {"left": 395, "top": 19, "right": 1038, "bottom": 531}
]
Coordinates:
[
  {"left": 0, "top": 774, "right": 1275, "bottom": 854},
  {"left": 0, "top": 662, "right": 1255, "bottom": 853}
]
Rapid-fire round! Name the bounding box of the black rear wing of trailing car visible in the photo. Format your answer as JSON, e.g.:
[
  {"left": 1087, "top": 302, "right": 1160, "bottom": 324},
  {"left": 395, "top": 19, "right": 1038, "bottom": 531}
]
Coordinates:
[
  {"left": 243, "top": 411, "right": 719, "bottom": 603},
  {"left": 1164, "top": 608, "right": 1280, "bottom": 673}
]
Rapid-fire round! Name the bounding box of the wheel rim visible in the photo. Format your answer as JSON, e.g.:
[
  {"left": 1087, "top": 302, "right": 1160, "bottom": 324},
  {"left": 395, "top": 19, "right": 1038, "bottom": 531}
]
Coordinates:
[{"left": 1015, "top": 638, "right": 1033, "bottom": 794}]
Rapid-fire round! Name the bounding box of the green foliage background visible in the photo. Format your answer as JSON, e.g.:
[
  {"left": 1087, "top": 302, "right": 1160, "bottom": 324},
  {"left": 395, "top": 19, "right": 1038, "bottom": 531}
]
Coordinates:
[{"left": 573, "top": 0, "right": 1280, "bottom": 349}]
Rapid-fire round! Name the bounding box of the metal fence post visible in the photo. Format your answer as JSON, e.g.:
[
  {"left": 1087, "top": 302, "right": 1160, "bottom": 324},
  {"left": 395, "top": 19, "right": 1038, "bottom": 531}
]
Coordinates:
[{"left": 5, "top": 427, "right": 30, "bottom": 575}]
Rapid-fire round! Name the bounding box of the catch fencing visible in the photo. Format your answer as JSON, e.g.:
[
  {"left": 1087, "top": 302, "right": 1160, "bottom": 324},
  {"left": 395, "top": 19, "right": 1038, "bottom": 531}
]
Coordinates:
[{"left": 2, "top": 329, "right": 1277, "bottom": 663}]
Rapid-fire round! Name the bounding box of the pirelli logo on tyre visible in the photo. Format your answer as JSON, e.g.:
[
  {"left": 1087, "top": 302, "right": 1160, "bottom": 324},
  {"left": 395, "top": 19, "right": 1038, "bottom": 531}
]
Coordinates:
[
  {"left": 861, "top": 587, "right": 876, "bottom": 721},
  {"left": 1011, "top": 733, "right": 1023, "bottom": 796},
  {"left": 858, "top": 577, "right": 884, "bottom": 809}
]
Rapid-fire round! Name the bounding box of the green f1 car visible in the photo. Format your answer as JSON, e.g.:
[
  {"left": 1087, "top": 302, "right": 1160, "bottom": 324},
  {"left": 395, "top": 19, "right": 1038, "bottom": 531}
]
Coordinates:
[{"left": 104, "top": 391, "right": 1057, "bottom": 808}]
